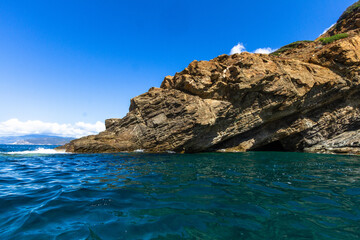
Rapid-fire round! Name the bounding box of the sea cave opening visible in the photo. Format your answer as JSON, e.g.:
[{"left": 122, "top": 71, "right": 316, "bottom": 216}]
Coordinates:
[{"left": 251, "top": 140, "right": 288, "bottom": 152}]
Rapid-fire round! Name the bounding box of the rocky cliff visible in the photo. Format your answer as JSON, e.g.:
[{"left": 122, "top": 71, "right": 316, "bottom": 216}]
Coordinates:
[{"left": 60, "top": 1, "right": 360, "bottom": 154}]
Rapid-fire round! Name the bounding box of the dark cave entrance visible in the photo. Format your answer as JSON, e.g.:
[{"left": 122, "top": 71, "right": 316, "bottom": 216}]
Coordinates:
[{"left": 251, "top": 140, "right": 288, "bottom": 152}]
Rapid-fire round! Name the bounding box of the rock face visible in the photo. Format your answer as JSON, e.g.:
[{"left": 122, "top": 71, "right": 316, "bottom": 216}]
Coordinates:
[
  {"left": 319, "top": 1, "right": 360, "bottom": 39},
  {"left": 60, "top": 2, "right": 360, "bottom": 154}
]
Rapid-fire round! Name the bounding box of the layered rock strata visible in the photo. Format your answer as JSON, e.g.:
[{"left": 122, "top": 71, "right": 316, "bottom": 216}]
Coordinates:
[{"left": 60, "top": 2, "right": 360, "bottom": 154}]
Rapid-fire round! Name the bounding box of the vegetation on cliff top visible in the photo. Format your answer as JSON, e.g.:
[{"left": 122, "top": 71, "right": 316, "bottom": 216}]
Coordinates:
[
  {"left": 331, "top": 1, "right": 360, "bottom": 34},
  {"left": 270, "top": 40, "right": 313, "bottom": 56},
  {"left": 319, "top": 33, "right": 349, "bottom": 45},
  {"left": 345, "top": 0, "right": 360, "bottom": 14},
  {"left": 272, "top": 32, "right": 349, "bottom": 57}
]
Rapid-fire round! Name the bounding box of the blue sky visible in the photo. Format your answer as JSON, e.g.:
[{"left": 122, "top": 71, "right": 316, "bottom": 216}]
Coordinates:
[{"left": 0, "top": 0, "right": 356, "bottom": 136}]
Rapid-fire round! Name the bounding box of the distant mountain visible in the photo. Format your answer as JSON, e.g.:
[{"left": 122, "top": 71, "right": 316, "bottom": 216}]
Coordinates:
[{"left": 0, "top": 135, "right": 75, "bottom": 145}]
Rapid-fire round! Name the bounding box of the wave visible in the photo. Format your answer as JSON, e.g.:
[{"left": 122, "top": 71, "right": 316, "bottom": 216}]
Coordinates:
[
  {"left": 133, "top": 149, "right": 144, "bottom": 153},
  {"left": 3, "top": 148, "right": 67, "bottom": 155}
]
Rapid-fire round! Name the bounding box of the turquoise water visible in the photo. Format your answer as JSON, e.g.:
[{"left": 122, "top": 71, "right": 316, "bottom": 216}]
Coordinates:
[{"left": 0, "top": 145, "right": 360, "bottom": 239}]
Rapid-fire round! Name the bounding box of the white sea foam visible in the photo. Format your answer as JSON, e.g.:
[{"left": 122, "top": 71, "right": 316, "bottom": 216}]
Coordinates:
[
  {"left": 4, "top": 148, "right": 67, "bottom": 155},
  {"left": 133, "top": 149, "right": 144, "bottom": 153}
]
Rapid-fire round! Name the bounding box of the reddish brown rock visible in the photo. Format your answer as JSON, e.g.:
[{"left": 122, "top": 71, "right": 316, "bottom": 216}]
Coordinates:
[{"left": 59, "top": 3, "right": 360, "bottom": 154}]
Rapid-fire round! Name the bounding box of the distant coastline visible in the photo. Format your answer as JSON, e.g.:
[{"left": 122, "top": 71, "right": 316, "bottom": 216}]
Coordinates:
[{"left": 0, "top": 134, "right": 74, "bottom": 145}]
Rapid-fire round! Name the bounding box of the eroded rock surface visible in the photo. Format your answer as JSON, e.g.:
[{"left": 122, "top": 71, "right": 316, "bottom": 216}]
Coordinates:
[{"left": 60, "top": 2, "right": 360, "bottom": 154}]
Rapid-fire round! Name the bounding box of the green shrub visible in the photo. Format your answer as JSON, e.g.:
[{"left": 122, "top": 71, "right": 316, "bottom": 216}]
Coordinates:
[
  {"left": 270, "top": 40, "right": 313, "bottom": 56},
  {"left": 318, "top": 33, "right": 349, "bottom": 45},
  {"left": 345, "top": 1, "right": 360, "bottom": 14}
]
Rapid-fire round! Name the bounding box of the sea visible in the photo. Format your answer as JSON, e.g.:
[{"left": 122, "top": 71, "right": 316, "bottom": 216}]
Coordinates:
[{"left": 0, "top": 144, "right": 359, "bottom": 239}]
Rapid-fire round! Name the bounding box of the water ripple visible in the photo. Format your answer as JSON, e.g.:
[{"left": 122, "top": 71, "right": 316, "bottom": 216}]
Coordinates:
[{"left": 0, "top": 146, "right": 360, "bottom": 239}]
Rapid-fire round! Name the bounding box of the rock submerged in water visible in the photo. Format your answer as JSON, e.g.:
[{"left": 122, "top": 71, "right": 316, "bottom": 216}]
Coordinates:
[{"left": 59, "top": 2, "right": 360, "bottom": 154}]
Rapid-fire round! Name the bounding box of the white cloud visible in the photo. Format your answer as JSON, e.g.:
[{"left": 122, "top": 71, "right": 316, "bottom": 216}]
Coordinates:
[
  {"left": 0, "top": 119, "right": 105, "bottom": 138},
  {"left": 254, "top": 47, "right": 277, "bottom": 54},
  {"left": 230, "top": 43, "right": 276, "bottom": 55},
  {"left": 320, "top": 23, "right": 335, "bottom": 36},
  {"left": 230, "top": 43, "right": 246, "bottom": 55}
]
